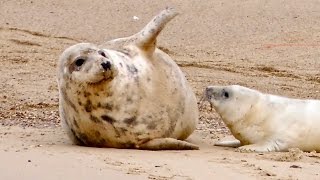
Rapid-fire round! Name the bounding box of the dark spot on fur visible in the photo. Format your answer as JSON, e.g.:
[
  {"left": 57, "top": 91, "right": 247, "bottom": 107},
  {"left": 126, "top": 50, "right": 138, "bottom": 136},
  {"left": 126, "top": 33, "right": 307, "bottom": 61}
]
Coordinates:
[
  {"left": 119, "top": 141, "right": 136, "bottom": 149},
  {"left": 85, "top": 100, "right": 93, "bottom": 112},
  {"left": 134, "top": 76, "right": 139, "bottom": 85},
  {"left": 149, "top": 28, "right": 155, "bottom": 33},
  {"left": 78, "top": 133, "right": 89, "bottom": 143},
  {"left": 126, "top": 97, "right": 133, "bottom": 103},
  {"left": 124, "top": 116, "right": 137, "bottom": 126},
  {"left": 101, "top": 115, "right": 116, "bottom": 124},
  {"left": 120, "top": 49, "right": 131, "bottom": 56},
  {"left": 126, "top": 64, "right": 138, "bottom": 74},
  {"left": 73, "top": 118, "right": 79, "bottom": 128},
  {"left": 119, "top": 127, "right": 128, "bottom": 134},
  {"left": 83, "top": 91, "right": 91, "bottom": 98},
  {"left": 97, "top": 138, "right": 107, "bottom": 147},
  {"left": 101, "top": 102, "right": 113, "bottom": 110},
  {"left": 147, "top": 77, "right": 151, "bottom": 82},
  {"left": 94, "top": 92, "right": 100, "bottom": 96},
  {"left": 78, "top": 99, "right": 82, "bottom": 106},
  {"left": 94, "top": 131, "right": 101, "bottom": 138},
  {"left": 119, "top": 63, "right": 123, "bottom": 67},
  {"left": 62, "top": 89, "right": 78, "bottom": 113},
  {"left": 90, "top": 115, "right": 100, "bottom": 123},
  {"left": 70, "top": 129, "right": 86, "bottom": 146},
  {"left": 147, "top": 121, "right": 157, "bottom": 130},
  {"left": 114, "top": 105, "right": 120, "bottom": 111}
]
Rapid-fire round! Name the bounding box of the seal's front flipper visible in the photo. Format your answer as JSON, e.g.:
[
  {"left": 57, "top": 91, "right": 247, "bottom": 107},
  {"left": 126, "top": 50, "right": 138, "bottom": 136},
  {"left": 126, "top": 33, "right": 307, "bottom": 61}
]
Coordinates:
[
  {"left": 138, "top": 138, "right": 199, "bottom": 150},
  {"left": 215, "top": 140, "right": 241, "bottom": 148}
]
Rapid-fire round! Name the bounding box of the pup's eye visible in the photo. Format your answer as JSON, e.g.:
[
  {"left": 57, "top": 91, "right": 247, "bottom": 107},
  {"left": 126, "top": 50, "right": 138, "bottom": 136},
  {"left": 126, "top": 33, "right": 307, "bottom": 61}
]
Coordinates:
[
  {"left": 98, "top": 50, "right": 106, "bottom": 58},
  {"left": 223, "top": 91, "right": 229, "bottom": 98},
  {"left": 75, "top": 58, "right": 85, "bottom": 66}
]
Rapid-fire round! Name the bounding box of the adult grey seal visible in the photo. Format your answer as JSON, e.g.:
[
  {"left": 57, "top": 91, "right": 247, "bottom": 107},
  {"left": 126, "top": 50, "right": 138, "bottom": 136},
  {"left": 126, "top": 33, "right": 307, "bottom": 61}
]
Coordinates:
[
  {"left": 57, "top": 8, "right": 199, "bottom": 150},
  {"left": 204, "top": 85, "right": 320, "bottom": 152}
]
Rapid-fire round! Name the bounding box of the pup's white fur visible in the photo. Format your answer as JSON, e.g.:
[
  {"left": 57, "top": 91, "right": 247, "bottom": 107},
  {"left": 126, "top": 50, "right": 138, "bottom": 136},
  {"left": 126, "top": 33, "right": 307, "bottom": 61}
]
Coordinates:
[{"left": 205, "top": 85, "right": 320, "bottom": 152}]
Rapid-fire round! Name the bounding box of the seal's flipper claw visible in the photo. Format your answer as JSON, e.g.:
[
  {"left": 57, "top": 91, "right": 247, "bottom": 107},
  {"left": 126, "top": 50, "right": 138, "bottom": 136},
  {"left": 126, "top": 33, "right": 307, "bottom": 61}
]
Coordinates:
[
  {"left": 138, "top": 138, "right": 199, "bottom": 150},
  {"left": 214, "top": 140, "right": 241, "bottom": 148}
]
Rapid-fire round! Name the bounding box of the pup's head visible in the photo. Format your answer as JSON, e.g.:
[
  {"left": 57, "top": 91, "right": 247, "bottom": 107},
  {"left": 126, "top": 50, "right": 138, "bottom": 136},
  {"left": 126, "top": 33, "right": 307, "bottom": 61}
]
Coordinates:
[
  {"left": 58, "top": 43, "right": 118, "bottom": 85},
  {"left": 204, "top": 85, "right": 260, "bottom": 123}
]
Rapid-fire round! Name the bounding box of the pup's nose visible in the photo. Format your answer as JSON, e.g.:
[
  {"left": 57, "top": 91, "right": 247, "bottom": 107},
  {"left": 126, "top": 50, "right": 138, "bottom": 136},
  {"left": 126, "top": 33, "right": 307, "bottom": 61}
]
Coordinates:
[
  {"left": 206, "top": 87, "right": 213, "bottom": 94},
  {"left": 101, "top": 61, "right": 111, "bottom": 70},
  {"left": 205, "top": 87, "right": 214, "bottom": 99}
]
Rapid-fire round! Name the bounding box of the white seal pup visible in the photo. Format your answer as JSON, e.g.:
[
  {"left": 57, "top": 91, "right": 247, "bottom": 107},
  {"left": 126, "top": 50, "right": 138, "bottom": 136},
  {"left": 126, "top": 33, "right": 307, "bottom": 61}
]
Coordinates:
[
  {"left": 204, "top": 85, "right": 320, "bottom": 152},
  {"left": 57, "top": 8, "right": 199, "bottom": 150}
]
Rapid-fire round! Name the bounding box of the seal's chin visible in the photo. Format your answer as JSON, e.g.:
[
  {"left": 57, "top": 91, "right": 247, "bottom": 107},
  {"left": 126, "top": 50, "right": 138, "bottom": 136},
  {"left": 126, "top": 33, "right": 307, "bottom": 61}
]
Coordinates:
[{"left": 88, "top": 72, "right": 115, "bottom": 85}]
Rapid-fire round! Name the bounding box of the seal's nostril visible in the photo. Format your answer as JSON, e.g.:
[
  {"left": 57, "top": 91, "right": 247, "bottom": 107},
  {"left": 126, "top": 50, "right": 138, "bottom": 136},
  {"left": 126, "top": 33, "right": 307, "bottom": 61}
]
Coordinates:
[{"left": 101, "top": 61, "right": 111, "bottom": 70}]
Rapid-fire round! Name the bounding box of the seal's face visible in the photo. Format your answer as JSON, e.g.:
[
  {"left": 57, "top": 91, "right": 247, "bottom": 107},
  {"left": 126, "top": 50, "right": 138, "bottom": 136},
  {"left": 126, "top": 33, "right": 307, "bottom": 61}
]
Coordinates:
[
  {"left": 204, "top": 85, "right": 260, "bottom": 123},
  {"left": 58, "top": 43, "right": 117, "bottom": 85}
]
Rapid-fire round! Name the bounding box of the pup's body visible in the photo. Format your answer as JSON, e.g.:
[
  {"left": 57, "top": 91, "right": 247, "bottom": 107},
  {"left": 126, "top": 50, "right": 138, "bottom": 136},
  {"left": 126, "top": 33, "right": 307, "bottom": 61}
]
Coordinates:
[{"left": 205, "top": 85, "right": 320, "bottom": 152}]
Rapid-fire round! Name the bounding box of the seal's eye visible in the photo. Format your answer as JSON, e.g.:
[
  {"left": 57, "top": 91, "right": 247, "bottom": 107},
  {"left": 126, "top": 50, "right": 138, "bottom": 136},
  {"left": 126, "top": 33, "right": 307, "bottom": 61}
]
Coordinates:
[
  {"left": 98, "top": 50, "right": 106, "bottom": 58},
  {"left": 223, "top": 91, "right": 229, "bottom": 98},
  {"left": 75, "top": 58, "right": 85, "bottom": 67}
]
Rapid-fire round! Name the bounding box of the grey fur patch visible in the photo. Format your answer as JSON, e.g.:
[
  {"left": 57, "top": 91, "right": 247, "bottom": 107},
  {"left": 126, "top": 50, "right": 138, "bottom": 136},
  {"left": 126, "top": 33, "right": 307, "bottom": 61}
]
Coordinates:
[
  {"left": 147, "top": 121, "right": 157, "bottom": 130},
  {"left": 124, "top": 116, "right": 137, "bottom": 126},
  {"left": 126, "top": 64, "right": 138, "bottom": 74}
]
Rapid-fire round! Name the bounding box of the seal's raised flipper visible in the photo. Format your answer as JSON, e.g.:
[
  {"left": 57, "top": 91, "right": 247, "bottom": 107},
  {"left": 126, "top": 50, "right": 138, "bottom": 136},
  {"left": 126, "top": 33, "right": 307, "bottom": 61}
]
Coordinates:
[
  {"left": 138, "top": 138, "right": 199, "bottom": 150},
  {"left": 100, "top": 7, "right": 178, "bottom": 54},
  {"left": 133, "top": 7, "right": 178, "bottom": 53},
  {"left": 215, "top": 140, "right": 241, "bottom": 148}
]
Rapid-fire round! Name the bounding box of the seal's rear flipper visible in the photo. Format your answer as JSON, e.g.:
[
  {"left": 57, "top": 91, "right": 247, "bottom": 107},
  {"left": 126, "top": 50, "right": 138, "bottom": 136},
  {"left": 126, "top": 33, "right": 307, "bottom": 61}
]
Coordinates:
[
  {"left": 214, "top": 140, "right": 241, "bottom": 148},
  {"left": 138, "top": 138, "right": 199, "bottom": 150},
  {"left": 100, "top": 7, "right": 178, "bottom": 54}
]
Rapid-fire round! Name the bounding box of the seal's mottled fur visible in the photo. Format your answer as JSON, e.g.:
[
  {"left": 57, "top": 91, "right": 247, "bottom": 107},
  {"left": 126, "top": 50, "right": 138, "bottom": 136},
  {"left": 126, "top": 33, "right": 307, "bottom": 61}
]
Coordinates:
[{"left": 57, "top": 8, "right": 199, "bottom": 150}]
